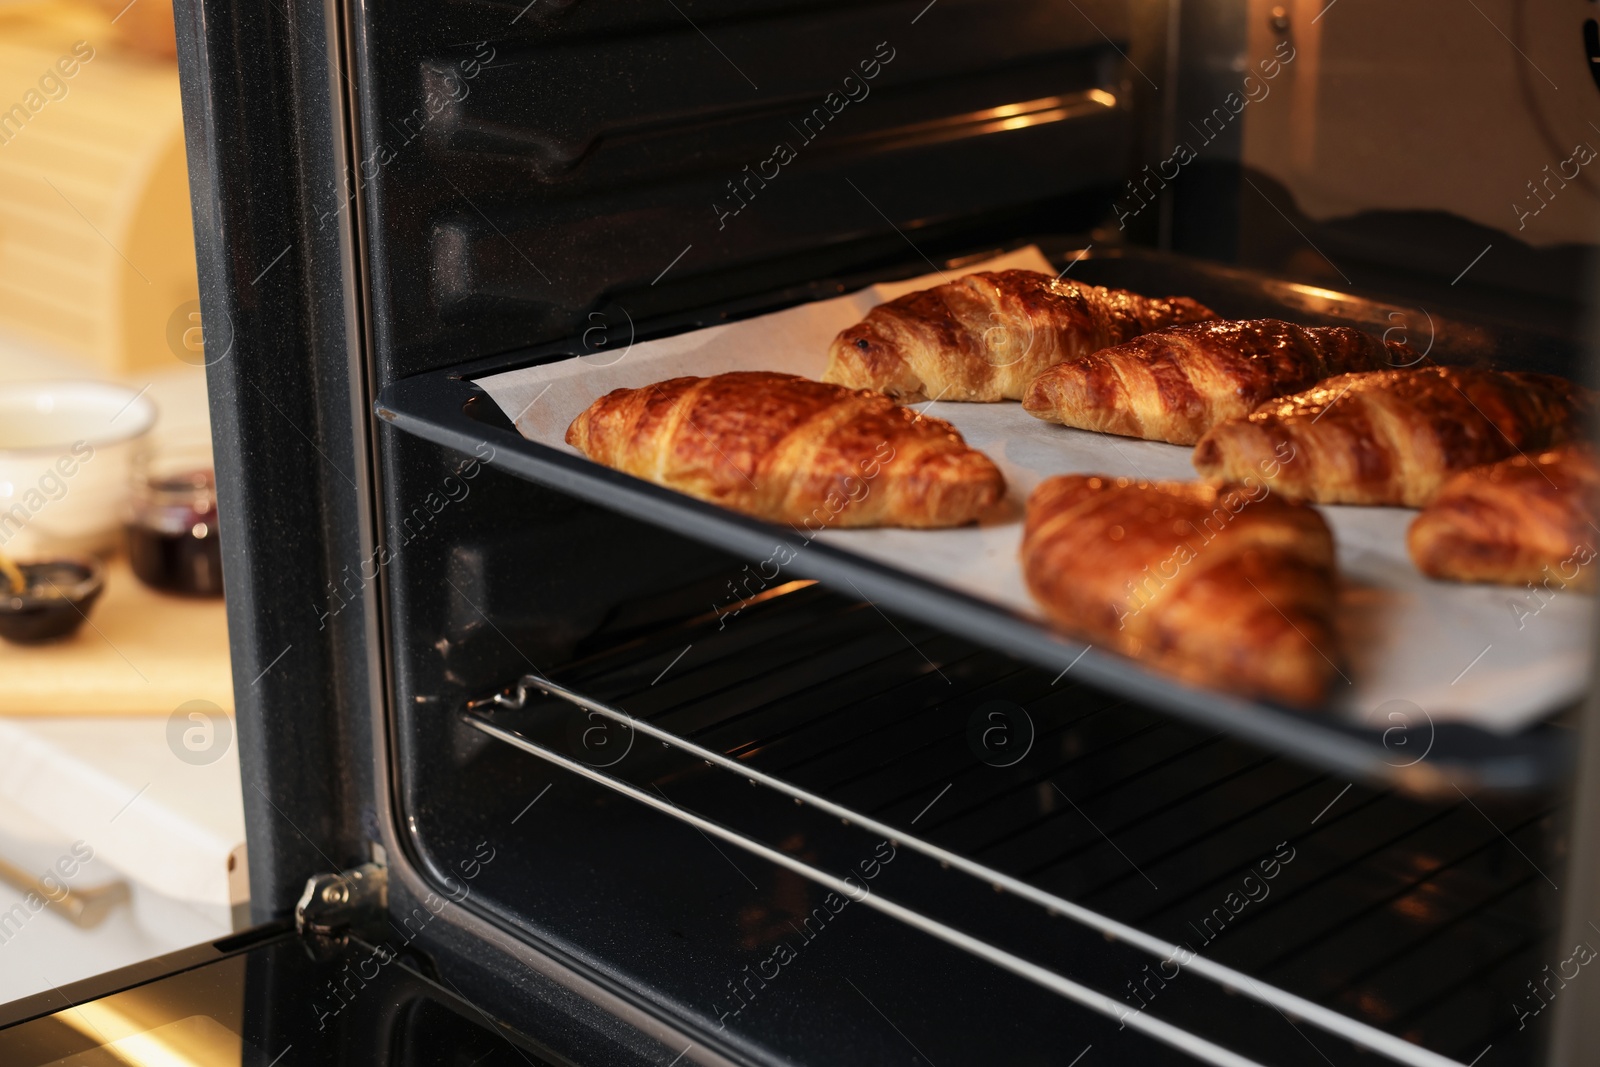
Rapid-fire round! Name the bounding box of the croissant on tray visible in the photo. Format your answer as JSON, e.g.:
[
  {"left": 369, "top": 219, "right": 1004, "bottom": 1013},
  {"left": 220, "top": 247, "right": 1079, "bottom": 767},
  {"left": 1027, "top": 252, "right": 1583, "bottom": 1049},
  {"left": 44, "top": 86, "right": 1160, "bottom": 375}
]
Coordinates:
[
  {"left": 1192, "top": 367, "right": 1591, "bottom": 507},
  {"left": 564, "top": 371, "right": 1006, "bottom": 527},
  {"left": 1021, "top": 474, "right": 1340, "bottom": 706},
  {"left": 1408, "top": 444, "right": 1600, "bottom": 589},
  {"left": 1023, "top": 319, "right": 1416, "bottom": 445},
  {"left": 823, "top": 269, "right": 1216, "bottom": 402}
]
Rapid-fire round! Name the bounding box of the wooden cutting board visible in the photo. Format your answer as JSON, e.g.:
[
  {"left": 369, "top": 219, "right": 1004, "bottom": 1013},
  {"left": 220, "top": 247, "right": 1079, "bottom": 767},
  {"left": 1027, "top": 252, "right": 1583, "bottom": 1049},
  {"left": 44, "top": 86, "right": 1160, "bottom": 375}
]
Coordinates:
[{"left": 0, "top": 556, "right": 233, "bottom": 716}]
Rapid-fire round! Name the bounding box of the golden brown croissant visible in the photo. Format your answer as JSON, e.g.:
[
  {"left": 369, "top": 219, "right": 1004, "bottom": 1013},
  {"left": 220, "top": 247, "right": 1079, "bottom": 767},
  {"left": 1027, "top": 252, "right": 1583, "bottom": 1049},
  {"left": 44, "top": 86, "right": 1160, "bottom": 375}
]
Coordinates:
[
  {"left": 1021, "top": 474, "right": 1340, "bottom": 706},
  {"left": 824, "top": 269, "right": 1216, "bottom": 402},
  {"left": 1022, "top": 319, "right": 1414, "bottom": 445},
  {"left": 1192, "top": 367, "right": 1591, "bottom": 507},
  {"left": 565, "top": 372, "right": 1005, "bottom": 527},
  {"left": 1408, "top": 444, "right": 1600, "bottom": 589}
]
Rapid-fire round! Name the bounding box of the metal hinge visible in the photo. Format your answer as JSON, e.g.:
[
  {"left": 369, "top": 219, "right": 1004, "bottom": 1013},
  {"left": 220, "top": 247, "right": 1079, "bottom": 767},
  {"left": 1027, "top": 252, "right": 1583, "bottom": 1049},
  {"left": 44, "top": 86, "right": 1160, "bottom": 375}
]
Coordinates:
[{"left": 295, "top": 861, "right": 387, "bottom": 938}]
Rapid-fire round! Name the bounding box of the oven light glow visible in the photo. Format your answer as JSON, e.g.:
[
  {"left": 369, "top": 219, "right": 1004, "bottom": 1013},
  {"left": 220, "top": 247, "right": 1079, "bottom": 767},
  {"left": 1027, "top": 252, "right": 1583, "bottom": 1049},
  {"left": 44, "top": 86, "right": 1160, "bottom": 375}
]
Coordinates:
[
  {"left": 1291, "top": 285, "right": 1348, "bottom": 305},
  {"left": 53, "top": 1005, "right": 243, "bottom": 1067}
]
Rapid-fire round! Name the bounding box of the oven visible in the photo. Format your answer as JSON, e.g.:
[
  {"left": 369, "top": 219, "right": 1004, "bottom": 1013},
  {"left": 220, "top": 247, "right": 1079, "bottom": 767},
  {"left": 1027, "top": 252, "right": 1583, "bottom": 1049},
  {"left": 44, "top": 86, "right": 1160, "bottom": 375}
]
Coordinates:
[{"left": 5, "top": 1, "right": 1597, "bottom": 1065}]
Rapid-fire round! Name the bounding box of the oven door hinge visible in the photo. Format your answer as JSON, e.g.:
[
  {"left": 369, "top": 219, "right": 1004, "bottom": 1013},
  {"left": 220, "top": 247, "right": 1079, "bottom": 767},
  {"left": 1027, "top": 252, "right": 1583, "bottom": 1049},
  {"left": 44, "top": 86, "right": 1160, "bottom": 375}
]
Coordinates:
[{"left": 295, "top": 861, "right": 387, "bottom": 940}]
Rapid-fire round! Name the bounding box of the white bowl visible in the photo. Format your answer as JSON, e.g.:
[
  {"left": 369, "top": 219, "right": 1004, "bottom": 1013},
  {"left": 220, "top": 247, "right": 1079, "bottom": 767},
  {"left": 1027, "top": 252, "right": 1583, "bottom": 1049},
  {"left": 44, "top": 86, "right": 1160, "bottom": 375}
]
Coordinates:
[{"left": 0, "top": 380, "right": 158, "bottom": 560}]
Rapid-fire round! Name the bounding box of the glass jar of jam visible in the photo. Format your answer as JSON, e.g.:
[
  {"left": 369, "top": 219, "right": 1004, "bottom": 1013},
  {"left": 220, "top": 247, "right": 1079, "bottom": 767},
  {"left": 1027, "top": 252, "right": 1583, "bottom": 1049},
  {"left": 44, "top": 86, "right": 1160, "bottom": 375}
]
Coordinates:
[{"left": 125, "top": 451, "right": 223, "bottom": 597}]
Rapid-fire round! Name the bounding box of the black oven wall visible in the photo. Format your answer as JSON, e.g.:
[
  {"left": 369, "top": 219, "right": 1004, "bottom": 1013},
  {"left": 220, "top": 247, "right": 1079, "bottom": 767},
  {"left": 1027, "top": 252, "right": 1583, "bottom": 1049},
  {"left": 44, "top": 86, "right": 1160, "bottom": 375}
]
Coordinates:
[
  {"left": 1146, "top": 0, "right": 1600, "bottom": 337},
  {"left": 346, "top": 0, "right": 1136, "bottom": 384}
]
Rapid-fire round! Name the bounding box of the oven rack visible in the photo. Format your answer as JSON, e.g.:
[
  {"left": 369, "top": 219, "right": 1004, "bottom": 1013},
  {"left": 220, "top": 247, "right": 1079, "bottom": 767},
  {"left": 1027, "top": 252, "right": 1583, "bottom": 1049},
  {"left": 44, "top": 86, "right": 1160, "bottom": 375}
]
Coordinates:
[
  {"left": 378, "top": 242, "right": 1579, "bottom": 794},
  {"left": 466, "top": 682, "right": 1472, "bottom": 1067},
  {"left": 455, "top": 579, "right": 1556, "bottom": 1066}
]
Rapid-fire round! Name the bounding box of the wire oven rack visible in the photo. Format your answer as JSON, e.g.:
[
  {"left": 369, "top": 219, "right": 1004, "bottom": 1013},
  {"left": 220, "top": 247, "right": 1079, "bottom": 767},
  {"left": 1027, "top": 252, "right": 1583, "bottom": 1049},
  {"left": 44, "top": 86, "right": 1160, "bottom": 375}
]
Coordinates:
[
  {"left": 462, "top": 581, "right": 1557, "bottom": 1067},
  {"left": 380, "top": 241, "right": 1581, "bottom": 792}
]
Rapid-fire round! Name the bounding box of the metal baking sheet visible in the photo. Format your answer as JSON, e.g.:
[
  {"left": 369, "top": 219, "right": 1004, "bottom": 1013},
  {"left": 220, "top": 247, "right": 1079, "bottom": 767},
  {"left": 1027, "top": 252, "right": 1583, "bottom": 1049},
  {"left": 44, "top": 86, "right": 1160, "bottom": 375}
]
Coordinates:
[
  {"left": 377, "top": 244, "right": 1587, "bottom": 793},
  {"left": 472, "top": 246, "right": 1591, "bottom": 736}
]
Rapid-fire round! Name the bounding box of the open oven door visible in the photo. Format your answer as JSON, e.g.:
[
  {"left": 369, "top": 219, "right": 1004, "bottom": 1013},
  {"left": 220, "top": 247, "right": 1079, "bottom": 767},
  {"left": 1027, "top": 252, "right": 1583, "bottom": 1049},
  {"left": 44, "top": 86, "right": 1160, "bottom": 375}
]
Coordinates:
[{"left": 0, "top": 923, "right": 586, "bottom": 1067}]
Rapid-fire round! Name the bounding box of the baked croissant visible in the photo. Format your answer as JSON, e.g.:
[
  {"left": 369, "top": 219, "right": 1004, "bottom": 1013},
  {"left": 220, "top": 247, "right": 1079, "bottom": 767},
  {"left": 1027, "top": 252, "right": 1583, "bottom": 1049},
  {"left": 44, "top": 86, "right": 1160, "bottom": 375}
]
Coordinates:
[
  {"left": 824, "top": 269, "right": 1216, "bottom": 402},
  {"left": 1022, "top": 319, "right": 1414, "bottom": 445},
  {"left": 1021, "top": 475, "right": 1339, "bottom": 706},
  {"left": 1408, "top": 444, "right": 1600, "bottom": 589},
  {"left": 565, "top": 372, "right": 1006, "bottom": 527},
  {"left": 1192, "top": 367, "right": 1591, "bottom": 507}
]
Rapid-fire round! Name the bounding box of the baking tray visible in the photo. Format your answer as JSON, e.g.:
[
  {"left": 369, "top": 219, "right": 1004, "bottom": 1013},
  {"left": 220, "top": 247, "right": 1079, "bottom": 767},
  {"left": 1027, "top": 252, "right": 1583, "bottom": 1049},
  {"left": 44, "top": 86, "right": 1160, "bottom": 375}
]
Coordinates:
[{"left": 376, "top": 241, "right": 1585, "bottom": 792}]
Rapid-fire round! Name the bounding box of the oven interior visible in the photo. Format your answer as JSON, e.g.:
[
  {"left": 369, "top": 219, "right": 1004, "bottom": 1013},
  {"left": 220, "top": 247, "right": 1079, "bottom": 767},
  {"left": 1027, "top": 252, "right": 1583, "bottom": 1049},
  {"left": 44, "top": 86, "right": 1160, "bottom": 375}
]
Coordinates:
[{"left": 379, "top": 250, "right": 1569, "bottom": 1067}]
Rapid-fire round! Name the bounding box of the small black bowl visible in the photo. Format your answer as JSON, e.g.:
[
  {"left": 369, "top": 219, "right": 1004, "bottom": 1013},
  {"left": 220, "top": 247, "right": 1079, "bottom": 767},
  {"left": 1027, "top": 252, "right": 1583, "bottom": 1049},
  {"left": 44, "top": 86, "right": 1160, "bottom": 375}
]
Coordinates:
[{"left": 0, "top": 558, "right": 106, "bottom": 644}]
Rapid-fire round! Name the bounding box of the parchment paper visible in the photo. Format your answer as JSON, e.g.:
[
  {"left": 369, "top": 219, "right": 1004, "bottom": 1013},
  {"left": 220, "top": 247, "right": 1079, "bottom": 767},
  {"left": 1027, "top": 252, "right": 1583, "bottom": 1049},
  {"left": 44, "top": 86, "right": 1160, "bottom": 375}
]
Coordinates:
[{"left": 478, "top": 247, "right": 1593, "bottom": 734}]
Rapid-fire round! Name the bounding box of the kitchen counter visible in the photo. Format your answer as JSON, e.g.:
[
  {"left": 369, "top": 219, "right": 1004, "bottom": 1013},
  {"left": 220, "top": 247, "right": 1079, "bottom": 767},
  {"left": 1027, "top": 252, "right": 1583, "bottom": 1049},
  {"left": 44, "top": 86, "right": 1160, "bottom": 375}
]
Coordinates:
[
  {"left": 0, "top": 555, "right": 233, "bottom": 716},
  {"left": 0, "top": 715, "right": 246, "bottom": 1002}
]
